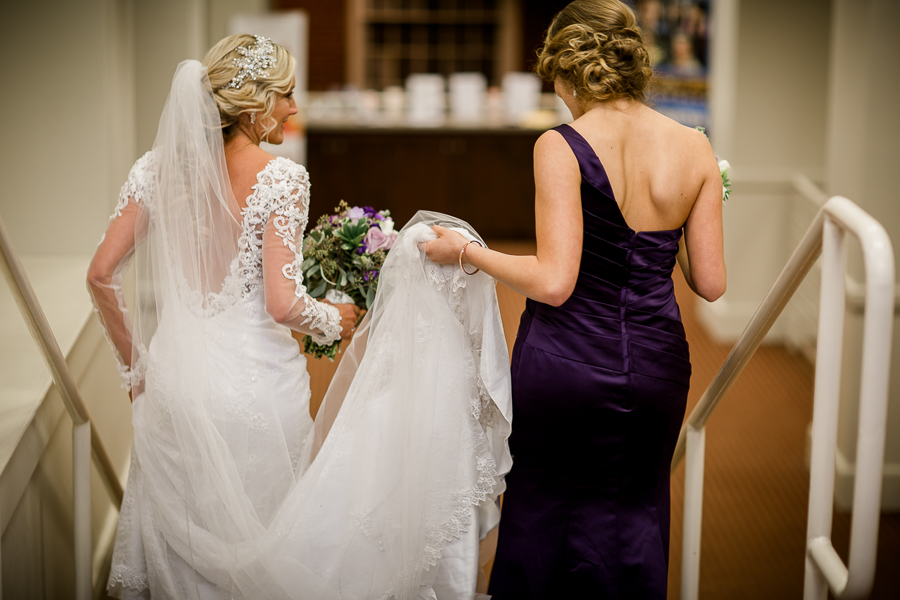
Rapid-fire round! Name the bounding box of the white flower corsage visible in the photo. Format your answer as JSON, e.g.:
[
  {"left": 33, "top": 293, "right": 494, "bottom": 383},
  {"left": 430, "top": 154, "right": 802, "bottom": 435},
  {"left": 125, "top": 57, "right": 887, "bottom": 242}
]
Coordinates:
[
  {"left": 718, "top": 159, "right": 731, "bottom": 202},
  {"left": 696, "top": 126, "right": 732, "bottom": 202}
]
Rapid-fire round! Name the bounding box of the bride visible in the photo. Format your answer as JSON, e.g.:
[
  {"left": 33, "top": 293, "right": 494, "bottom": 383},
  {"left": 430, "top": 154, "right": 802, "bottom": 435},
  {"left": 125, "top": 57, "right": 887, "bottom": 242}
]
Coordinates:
[{"left": 88, "top": 34, "right": 511, "bottom": 600}]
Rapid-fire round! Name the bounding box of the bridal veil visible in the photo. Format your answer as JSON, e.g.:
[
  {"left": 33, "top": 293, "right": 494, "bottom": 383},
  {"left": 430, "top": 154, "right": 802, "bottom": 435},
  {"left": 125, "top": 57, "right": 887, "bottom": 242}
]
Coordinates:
[{"left": 120, "top": 60, "right": 512, "bottom": 599}]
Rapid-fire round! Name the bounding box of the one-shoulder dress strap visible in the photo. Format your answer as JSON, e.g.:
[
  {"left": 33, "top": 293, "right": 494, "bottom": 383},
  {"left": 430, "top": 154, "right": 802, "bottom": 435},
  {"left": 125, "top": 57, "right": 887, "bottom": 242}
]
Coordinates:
[{"left": 552, "top": 124, "right": 616, "bottom": 201}]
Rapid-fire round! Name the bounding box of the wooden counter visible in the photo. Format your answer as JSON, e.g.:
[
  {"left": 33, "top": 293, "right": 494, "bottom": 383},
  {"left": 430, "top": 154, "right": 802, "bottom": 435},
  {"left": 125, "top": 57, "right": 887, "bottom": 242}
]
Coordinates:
[{"left": 306, "top": 125, "right": 543, "bottom": 239}]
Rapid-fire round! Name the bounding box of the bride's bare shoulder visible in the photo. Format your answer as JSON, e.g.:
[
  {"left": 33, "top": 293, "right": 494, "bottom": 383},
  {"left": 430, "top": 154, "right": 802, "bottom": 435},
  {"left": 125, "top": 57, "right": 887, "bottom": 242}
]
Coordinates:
[
  {"left": 227, "top": 145, "right": 286, "bottom": 187},
  {"left": 226, "top": 145, "right": 287, "bottom": 206},
  {"left": 245, "top": 146, "right": 280, "bottom": 176}
]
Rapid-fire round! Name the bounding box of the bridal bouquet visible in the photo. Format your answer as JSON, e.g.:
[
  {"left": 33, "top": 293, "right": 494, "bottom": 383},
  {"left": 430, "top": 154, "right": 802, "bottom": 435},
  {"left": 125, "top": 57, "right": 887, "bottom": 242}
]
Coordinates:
[{"left": 301, "top": 201, "right": 397, "bottom": 359}]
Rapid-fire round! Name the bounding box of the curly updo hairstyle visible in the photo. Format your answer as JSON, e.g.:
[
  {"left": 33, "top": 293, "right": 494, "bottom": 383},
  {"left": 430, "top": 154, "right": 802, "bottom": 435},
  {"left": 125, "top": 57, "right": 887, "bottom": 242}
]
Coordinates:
[
  {"left": 202, "top": 34, "right": 296, "bottom": 140},
  {"left": 535, "top": 0, "right": 653, "bottom": 104}
]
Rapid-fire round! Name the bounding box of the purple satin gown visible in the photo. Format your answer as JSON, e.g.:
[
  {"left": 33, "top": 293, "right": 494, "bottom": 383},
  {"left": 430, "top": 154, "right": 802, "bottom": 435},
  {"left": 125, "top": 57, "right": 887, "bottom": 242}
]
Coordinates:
[{"left": 488, "top": 124, "right": 690, "bottom": 599}]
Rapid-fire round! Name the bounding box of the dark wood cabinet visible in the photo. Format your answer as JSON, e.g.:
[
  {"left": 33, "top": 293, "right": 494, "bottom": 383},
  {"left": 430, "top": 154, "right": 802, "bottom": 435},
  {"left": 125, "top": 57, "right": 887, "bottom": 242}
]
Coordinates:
[{"left": 306, "top": 126, "right": 542, "bottom": 239}]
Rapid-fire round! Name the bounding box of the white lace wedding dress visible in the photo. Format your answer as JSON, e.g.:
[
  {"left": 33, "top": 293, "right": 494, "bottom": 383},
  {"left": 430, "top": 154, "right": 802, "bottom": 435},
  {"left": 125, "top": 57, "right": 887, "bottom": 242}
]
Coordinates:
[
  {"left": 99, "top": 137, "right": 511, "bottom": 599},
  {"left": 103, "top": 152, "right": 342, "bottom": 599},
  {"left": 95, "top": 60, "right": 511, "bottom": 600}
]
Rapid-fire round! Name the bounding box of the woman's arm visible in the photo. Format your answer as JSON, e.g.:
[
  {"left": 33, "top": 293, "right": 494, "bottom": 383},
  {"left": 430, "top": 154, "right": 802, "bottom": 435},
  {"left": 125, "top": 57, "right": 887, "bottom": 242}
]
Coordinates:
[
  {"left": 262, "top": 217, "right": 359, "bottom": 341},
  {"left": 678, "top": 142, "right": 726, "bottom": 302},
  {"left": 87, "top": 200, "right": 142, "bottom": 394},
  {"left": 427, "top": 130, "right": 583, "bottom": 307},
  {"left": 260, "top": 164, "right": 359, "bottom": 342}
]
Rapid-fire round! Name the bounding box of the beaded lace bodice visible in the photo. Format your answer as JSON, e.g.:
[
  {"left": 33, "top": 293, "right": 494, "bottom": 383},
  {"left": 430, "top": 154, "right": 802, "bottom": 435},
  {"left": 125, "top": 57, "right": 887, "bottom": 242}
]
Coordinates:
[{"left": 93, "top": 152, "right": 341, "bottom": 391}]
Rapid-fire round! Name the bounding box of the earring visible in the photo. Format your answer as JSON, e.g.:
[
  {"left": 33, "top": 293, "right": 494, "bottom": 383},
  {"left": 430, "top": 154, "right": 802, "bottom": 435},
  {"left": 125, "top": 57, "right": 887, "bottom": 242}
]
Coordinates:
[
  {"left": 250, "top": 112, "right": 257, "bottom": 125},
  {"left": 573, "top": 89, "right": 578, "bottom": 98}
]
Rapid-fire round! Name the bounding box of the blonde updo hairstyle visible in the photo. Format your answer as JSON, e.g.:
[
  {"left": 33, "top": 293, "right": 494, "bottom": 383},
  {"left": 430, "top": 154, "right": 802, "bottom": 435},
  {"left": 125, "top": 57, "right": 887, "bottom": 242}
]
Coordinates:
[
  {"left": 202, "top": 34, "right": 296, "bottom": 140},
  {"left": 535, "top": 0, "right": 653, "bottom": 104}
]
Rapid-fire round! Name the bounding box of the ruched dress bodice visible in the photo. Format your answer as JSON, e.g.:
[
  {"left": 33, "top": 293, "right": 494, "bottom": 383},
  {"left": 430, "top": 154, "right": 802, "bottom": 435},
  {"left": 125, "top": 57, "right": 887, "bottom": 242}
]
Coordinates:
[
  {"left": 522, "top": 124, "right": 690, "bottom": 390},
  {"left": 489, "top": 124, "right": 690, "bottom": 600}
]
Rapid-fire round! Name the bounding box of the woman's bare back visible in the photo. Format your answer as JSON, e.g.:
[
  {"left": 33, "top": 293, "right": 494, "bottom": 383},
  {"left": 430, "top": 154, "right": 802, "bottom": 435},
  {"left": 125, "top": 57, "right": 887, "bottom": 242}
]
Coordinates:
[{"left": 567, "top": 102, "right": 714, "bottom": 233}]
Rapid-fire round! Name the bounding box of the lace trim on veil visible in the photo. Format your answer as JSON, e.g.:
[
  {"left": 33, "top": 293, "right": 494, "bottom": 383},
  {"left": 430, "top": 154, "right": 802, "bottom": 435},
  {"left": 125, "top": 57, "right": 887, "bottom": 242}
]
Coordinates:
[
  {"left": 420, "top": 261, "right": 503, "bottom": 574},
  {"left": 330, "top": 218, "right": 512, "bottom": 598}
]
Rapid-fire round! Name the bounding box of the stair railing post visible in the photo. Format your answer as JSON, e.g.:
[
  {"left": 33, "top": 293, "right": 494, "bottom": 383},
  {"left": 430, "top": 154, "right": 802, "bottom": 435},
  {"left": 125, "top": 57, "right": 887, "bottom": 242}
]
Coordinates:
[
  {"left": 803, "top": 197, "right": 894, "bottom": 599},
  {"left": 73, "top": 421, "right": 92, "bottom": 600},
  {"left": 0, "top": 497, "right": 3, "bottom": 600},
  {"left": 842, "top": 205, "right": 895, "bottom": 598},
  {"left": 681, "top": 423, "right": 706, "bottom": 600},
  {"left": 804, "top": 216, "right": 847, "bottom": 600}
]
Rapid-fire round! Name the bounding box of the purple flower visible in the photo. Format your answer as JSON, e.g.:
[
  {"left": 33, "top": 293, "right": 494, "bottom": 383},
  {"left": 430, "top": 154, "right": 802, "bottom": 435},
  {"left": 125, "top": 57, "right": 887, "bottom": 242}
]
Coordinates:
[
  {"left": 347, "top": 206, "right": 366, "bottom": 220},
  {"left": 364, "top": 226, "right": 396, "bottom": 253},
  {"left": 363, "top": 206, "right": 376, "bottom": 216}
]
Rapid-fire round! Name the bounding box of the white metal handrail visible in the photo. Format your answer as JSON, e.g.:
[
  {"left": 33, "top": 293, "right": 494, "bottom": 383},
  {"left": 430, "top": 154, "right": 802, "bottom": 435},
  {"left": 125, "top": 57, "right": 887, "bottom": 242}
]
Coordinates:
[
  {"left": 671, "top": 196, "right": 894, "bottom": 600},
  {"left": 0, "top": 215, "right": 124, "bottom": 600},
  {"left": 792, "top": 174, "right": 900, "bottom": 316}
]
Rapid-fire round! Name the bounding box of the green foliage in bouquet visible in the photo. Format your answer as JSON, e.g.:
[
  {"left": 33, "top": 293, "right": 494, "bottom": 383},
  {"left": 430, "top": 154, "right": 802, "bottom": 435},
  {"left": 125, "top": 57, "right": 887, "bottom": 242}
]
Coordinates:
[{"left": 301, "top": 201, "right": 396, "bottom": 360}]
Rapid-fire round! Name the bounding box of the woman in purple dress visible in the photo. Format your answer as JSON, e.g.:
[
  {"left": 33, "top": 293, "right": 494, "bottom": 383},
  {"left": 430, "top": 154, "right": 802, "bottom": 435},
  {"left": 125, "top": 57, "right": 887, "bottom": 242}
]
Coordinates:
[{"left": 425, "top": 0, "right": 725, "bottom": 597}]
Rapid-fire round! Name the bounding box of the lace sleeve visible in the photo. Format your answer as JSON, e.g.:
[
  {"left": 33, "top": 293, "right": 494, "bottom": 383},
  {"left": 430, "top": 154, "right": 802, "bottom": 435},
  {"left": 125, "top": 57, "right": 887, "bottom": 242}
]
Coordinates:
[
  {"left": 88, "top": 152, "right": 155, "bottom": 391},
  {"left": 260, "top": 158, "right": 342, "bottom": 344},
  {"left": 112, "top": 151, "right": 156, "bottom": 219}
]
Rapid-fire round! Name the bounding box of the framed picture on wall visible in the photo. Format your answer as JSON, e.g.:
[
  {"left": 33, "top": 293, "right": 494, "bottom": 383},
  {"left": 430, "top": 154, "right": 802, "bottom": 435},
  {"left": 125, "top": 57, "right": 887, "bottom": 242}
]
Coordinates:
[{"left": 634, "top": 0, "right": 709, "bottom": 129}]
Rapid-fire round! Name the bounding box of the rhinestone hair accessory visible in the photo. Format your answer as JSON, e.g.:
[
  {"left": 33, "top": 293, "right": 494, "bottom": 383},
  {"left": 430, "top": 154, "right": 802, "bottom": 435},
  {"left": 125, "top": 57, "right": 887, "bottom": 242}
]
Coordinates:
[{"left": 224, "top": 35, "right": 277, "bottom": 90}]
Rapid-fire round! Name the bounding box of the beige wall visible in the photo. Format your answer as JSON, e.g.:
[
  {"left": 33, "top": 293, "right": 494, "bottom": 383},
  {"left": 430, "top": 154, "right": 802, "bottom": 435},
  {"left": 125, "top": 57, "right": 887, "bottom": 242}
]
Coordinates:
[
  {"left": 825, "top": 0, "right": 900, "bottom": 258},
  {"left": 704, "top": 0, "right": 900, "bottom": 510},
  {"left": 209, "top": 0, "right": 269, "bottom": 55},
  {"left": 825, "top": 0, "right": 900, "bottom": 510},
  {"left": 134, "top": 0, "right": 268, "bottom": 153},
  {"left": 732, "top": 0, "right": 831, "bottom": 174},
  {"left": 701, "top": 0, "right": 832, "bottom": 341},
  {"left": 0, "top": 0, "right": 133, "bottom": 256},
  {"left": 0, "top": 0, "right": 269, "bottom": 257}
]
